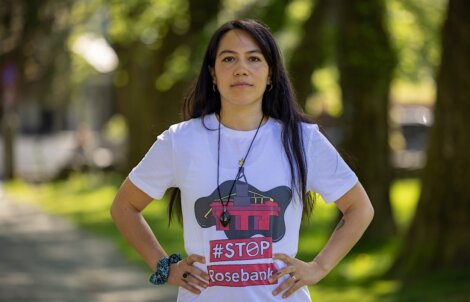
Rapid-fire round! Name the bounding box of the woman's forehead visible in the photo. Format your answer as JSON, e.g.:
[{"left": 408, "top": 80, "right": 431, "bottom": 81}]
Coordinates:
[{"left": 216, "top": 29, "right": 262, "bottom": 55}]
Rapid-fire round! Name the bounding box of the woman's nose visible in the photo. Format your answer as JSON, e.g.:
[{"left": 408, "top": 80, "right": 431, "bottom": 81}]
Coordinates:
[{"left": 233, "top": 61, "right": 249, "bottom": 76}]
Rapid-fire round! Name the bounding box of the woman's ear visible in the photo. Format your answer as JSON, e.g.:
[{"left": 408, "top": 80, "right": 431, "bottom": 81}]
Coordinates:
[{"left": 208, "top": 66, "right": 216, "bottom": 83}]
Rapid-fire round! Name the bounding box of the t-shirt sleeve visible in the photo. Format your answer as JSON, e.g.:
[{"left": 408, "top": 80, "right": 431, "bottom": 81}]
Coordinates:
[
  {"left": 128, "top": 129, "right": 176, "bottom": 200},
  {"left": 306, "top": 124, "right": 358, "bottom": 203}
]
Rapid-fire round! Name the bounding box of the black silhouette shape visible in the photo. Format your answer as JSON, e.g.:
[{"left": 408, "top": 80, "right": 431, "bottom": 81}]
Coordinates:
[{"left": 194, "top": 180, "right": 292, "bottom": 242}]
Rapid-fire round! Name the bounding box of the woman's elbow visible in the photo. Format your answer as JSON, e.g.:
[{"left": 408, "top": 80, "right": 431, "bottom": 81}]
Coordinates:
[
  {"left": 110, "top": 198, "right": 120, "bottom": 222},
  {"left": 110, "top": 196, "right": 129, "bottom": 222},
  {"left": 363, "top": 199, "right": 374, "bottom": 226}
]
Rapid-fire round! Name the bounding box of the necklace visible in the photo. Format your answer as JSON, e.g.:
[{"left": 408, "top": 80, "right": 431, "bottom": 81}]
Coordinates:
[{"left": 216, "top": 114, "right": 265, "bottom": 227}]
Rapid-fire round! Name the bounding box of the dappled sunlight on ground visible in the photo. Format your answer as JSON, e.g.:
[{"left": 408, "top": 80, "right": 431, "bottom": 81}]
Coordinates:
[{"left": 0, "top": 193, "right": 177, "bottom": 301}]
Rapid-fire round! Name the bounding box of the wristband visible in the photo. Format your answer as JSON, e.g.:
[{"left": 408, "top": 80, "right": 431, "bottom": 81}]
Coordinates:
[{"left": 149, "top": 253, "right": 182, "bottom": 285}]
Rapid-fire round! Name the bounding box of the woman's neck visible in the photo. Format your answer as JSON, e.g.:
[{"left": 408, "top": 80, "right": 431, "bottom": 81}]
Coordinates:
[{"left": 218, "top": 108, "right": 265, "bottom": 131}]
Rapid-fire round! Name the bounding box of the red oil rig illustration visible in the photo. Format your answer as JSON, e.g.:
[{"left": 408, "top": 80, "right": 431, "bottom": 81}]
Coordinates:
[{"left": 209, "top": 182, "right": 281, "bottom": 231}]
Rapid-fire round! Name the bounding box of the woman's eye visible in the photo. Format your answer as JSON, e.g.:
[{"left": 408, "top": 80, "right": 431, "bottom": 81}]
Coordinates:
[
  {"left": 222, "top": 57, "right": 235, "bottom": 62},
  {"left": 249, "top": 56, "right": 262, "bottom": 62}
]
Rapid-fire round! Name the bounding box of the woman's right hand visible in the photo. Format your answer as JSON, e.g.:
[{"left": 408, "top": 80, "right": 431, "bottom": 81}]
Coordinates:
[{"left": 168, "top": 254, "right": 209, "bottom": 294}]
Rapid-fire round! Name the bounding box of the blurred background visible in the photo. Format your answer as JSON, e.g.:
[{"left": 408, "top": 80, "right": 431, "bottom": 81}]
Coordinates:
[{"left": 1, "top": 0, "right": 469, "bottom": 301}]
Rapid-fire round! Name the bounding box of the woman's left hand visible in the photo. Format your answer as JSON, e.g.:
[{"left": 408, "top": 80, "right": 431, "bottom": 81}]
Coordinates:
[{"left": 269, "top": 253, "right": 328, "bottom": 299}]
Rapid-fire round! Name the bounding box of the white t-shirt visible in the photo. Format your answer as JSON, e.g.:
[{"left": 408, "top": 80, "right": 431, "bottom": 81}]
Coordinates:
[{"left": 129, "top": 113, "right": 358, "bottom": 302}]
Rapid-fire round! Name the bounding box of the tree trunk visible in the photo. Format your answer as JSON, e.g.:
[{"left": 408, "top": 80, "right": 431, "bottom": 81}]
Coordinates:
[
  {"left": 1, "top": 60, "right": 19, "bottom": 180},
  {"left": 336, "top": 0, "right": 397, "bottom": 240},
  {"left": 392, "top": 0, "right": 470, "bottom": 277},
  {"left": 1, "top": 108, "right": 16, "bottom": 179},
  {"left": 114, "top": 43, "right": 160, "bottom": 173},
  {"left": 257, "top": 0, "right": 290, "bottom": 33},
  {"left": 289, "top": 0, "right": 333, "bottom": 109}
]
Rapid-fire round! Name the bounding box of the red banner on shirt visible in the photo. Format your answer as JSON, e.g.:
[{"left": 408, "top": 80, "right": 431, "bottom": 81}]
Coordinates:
[
  {"left": 209, "top": 237, "right": 272, "bottom": 262},
  {"left": 208, "top": 263, "right": 277, "bottom": 287}
]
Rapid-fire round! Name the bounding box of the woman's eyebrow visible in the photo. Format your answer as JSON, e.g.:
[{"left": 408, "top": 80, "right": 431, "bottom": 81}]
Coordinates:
[{"left": 217, "top": 49, "right": 262, "bottom": 56}]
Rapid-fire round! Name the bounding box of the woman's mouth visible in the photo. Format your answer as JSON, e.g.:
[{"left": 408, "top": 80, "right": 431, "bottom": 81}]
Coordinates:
[{"left": 231, "top": 82, "right": 253, "bottom": 88}]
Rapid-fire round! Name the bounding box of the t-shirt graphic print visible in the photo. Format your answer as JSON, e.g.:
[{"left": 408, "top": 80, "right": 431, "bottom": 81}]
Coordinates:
[{"left": 195, "top": 167, "right": 292, "bottom": 287}]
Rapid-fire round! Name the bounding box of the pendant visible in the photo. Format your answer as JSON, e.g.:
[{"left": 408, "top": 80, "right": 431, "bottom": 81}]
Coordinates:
[{"left": 220, "top": 211, "right": 231, "bottom": 227}]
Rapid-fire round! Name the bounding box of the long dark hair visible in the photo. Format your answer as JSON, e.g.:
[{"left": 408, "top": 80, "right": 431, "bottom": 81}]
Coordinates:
[{"left": 169, "top": 19, "right": 315, "bottom": 224}]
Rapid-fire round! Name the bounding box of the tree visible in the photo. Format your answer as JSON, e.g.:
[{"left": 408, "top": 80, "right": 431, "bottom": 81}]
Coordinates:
[
  {"left": 110, "top": 0, "right": 220, "bottom": 171},
  {"left": 336, "top": 0, "right": 397, "bottom": 240},
  {"left": 392, "top": 0, "right": 470, "bottom": 276}
]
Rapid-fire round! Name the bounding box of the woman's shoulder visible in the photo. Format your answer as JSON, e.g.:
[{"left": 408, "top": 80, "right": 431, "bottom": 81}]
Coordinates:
[
  {"left": 300, "top": 121, "right": 320, "bottom": 132},
  {"left": 166, "top": 114, "right": 215, "bottom": 137},
  {"left": 269, "top": 119, "right": 320, "bottom": 137},
  {"left": 303, "top": 122, "right": 332, "bottom": 144},
  {"left": 300, "top": 122, "right": 324, "bottom": 147}
]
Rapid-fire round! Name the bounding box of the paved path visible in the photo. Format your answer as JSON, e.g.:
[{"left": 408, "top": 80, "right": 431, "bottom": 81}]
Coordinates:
[{"left": 0, "top": 188, "right": 178, "bottom": 302}]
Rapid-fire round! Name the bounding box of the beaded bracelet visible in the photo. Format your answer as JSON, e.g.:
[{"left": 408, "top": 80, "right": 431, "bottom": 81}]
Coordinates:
[{"left": 149, "top": 253, "right": 182, "bottom": 285}]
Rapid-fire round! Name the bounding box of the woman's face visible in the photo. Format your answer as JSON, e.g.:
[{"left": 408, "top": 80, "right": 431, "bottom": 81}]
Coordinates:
[{"left": 211, "top": 29, "right": 271, "bottom": 112}]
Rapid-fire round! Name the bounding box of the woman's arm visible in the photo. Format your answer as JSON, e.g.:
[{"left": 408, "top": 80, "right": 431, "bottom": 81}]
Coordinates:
[
  {"left": 110, "top": 178, "right": 165, "bottom": 269},
  {"left": 270, "top": 182, "right": 374, "bottom": 298},
  {"left": 110, "top": 178, "right": 209, "bottom": 293},
  {"left": 311, "top": 181, "right": 374, "bottom": 273}
]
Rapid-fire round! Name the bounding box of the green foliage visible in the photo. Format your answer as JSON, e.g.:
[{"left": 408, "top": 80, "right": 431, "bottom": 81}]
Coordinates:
[
  {"left": 390, "top": 178, "right": 420, "bottom": 233},
  {"left": 274, "top": 0, "right": 313, "bottom": 60},
  {"left": 66, "top": 0, "right": 192, "bottom": 89},
  {"left": 155, "top": 45, "right": 191, "bottom": 91},
  {"left": 287, "top": 0, "right": 313, "bottom": 22},
  {"left": 307, "top": 66, "right": 342, "bottom": 117},
  {"left": 388, "top": 0, "right": 447, "bottom": 82},
  {"left": 387, "top": 0, "right": 446, "bottom": 104},
  {"left": 102, "top": 113, "right": 129, "bottom": 143},
  {"left": 107, "top": 0, "right": 189, "bottom": 46}
]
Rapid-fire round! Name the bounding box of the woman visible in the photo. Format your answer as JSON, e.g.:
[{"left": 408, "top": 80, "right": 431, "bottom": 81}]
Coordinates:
[{"left": 110, "top": 19, "right": 374, "bottom": 301}]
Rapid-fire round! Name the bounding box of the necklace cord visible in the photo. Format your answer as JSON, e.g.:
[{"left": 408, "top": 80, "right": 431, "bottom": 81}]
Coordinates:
[{"left": 216, "top": 115, "right": 265, "bottom": 209}]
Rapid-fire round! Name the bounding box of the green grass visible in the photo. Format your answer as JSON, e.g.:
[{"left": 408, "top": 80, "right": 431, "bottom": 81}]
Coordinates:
[{"left": 5, "top": 173, "right": 469, "bottom": 301}]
